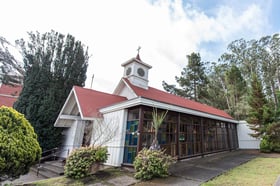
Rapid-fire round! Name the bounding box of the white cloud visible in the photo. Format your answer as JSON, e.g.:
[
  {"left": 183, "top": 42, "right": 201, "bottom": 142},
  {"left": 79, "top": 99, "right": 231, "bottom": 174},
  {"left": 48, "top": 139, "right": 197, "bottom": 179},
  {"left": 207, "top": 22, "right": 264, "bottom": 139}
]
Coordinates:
[{"left": 0, "top": 0, "right": 272, "bottom": 93}]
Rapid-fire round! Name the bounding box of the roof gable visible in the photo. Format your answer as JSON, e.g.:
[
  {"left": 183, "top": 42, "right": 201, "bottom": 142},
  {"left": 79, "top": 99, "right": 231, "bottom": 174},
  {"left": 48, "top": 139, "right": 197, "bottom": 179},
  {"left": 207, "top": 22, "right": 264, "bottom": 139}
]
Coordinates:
[
  {"left": 74, "top": 86, "right": 127, "bottom": 118},
  {"left": 122, "top": 78, "right": 233, "bottom": 120},
  {"left": 55, "top": 86, "right": 127, "bottom": 127},
  {"left": 113, "top": 79, "right": 138, "bottom": 99}
]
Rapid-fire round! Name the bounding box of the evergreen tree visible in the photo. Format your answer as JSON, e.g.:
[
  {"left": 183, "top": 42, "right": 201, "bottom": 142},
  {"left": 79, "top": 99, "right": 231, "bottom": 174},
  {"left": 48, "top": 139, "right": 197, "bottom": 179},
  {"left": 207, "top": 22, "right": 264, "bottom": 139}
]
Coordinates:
[
  {"left": 162, "top": 52, "right": 208, "bottom": 103},
  {"left": 225, "top": 65, "right": 247, "bottom": 119},
  {"left": 206, "top": 63, "right": 230, "bottom": 111},
  {"left": 246, "top": 73, "right": 272, "bottom": 138},
  {"left": 14, "top": 30, "right": 89, "bottom": 150},
  {"left": 219, "top": 34, "right": 280, "bottom": 114}
]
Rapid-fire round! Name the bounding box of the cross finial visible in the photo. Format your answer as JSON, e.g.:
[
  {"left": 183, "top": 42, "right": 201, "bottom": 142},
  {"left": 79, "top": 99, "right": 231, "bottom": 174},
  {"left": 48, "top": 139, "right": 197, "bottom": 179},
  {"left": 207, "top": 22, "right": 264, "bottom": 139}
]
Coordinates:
[
  {"left": 136, "top": 46, "right": 142, "bottom": 60},
  {"left": 137, "top": 46, "right": 141, "bottom": 55}
]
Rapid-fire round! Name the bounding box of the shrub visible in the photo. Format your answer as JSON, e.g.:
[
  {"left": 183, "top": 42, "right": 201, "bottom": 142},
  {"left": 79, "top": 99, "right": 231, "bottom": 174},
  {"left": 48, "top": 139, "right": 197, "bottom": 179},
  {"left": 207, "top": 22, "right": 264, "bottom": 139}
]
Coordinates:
[
  {"left": 271, "top": 142, "right": 280, "bottom": 153},
  {"left": 260, "top": 122, "right": 280, "bottom": 153},
  {"left": 64, "top": 146, "right": 108, "bottom": 179},
  {"left": 260, "top": 137, "right": 271, "bottom": 153},
  {"left": 0, "top": 106, "right": 41, "bottom": 181},
  {"left": 133, "top": 148, "right": 175, "bottom": 180},
  {"left": 266, "top": 122, "right": 280, "bottom": 152}
]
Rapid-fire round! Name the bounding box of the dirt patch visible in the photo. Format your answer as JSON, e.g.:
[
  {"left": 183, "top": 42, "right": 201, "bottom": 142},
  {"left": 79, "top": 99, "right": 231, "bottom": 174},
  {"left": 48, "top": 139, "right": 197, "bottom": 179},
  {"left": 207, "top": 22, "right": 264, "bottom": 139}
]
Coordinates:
[
  {"left": 241, "top": 149, "right": 280, "bottom": 158},
  {"left": 259, "top": 152, "right": 280, "bottom": 158}
]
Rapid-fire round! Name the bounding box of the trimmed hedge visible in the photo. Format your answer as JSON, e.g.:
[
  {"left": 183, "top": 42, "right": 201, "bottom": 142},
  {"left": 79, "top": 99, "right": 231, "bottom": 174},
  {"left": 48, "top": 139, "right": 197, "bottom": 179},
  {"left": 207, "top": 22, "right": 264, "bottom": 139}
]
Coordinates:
[{"left": 0, "top": 106, "right": 41, "bottom": 180}]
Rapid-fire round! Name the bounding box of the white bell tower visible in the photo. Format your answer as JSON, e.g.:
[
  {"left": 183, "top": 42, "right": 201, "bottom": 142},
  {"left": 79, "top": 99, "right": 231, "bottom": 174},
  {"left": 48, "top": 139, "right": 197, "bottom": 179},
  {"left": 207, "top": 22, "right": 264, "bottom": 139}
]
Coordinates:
[{"left": 121, "top": 47, "right": 152, "bottom": 89}]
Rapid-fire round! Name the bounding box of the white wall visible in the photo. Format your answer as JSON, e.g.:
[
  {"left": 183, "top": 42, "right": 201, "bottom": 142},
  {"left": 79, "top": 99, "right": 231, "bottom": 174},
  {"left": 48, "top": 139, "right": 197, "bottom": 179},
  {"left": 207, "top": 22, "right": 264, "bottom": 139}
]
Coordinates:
[
  {"left": 92, "top": 109, "right": 127, "bottom": 166},
  {"left": 59, "top": 110, "right": 128, "bottom": 166},
  {"left": 118, "top": 85, "right": 136, "bottom": 100},
  {"left": 237, "top": 120, "right": 260, "bottom": 149},
  {"left": 60, "top": 120, "right": 85, "bottom": 158}
]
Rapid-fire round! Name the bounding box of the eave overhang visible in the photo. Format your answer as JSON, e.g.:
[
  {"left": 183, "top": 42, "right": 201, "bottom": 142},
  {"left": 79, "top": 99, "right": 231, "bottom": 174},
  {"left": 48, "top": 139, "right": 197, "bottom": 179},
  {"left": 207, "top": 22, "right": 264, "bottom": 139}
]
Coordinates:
[{"left": 100, "top": 97, "right": 238, "bottom": 124}]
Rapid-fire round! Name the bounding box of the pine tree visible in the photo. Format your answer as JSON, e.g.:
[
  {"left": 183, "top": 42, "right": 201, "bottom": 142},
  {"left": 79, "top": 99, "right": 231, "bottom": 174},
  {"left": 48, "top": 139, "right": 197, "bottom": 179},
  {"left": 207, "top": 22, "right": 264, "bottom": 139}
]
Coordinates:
[
  {"left": 14, "top": 30, "right": 89, "bottom": 150},
  {"left": 247, "top": 73, "right": 272, "bottom": 138},
  {"left": 162, "top": 52, "right": 208, "bottom": 103}
]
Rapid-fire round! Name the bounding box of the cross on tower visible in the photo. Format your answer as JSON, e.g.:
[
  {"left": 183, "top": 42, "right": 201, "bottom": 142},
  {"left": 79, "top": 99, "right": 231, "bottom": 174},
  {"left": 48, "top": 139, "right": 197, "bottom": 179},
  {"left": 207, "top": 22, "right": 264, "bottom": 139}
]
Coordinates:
[{"left": 137, "top": 46, "right": 141, "bottom": 55}]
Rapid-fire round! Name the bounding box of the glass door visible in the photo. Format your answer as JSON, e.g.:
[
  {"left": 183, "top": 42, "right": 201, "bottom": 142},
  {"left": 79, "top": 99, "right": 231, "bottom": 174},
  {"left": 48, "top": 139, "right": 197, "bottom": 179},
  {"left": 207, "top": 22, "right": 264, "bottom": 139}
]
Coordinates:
[{"left": 123, "top": 109, "right": 139, "bottom": 164}]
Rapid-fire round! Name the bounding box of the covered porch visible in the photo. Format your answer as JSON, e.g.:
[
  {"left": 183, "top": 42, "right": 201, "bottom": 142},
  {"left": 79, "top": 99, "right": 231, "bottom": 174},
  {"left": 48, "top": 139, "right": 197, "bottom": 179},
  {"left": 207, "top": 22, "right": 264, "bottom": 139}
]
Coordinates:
[{"left": 122, "top": 105, "right": 239, "bottom": 164}]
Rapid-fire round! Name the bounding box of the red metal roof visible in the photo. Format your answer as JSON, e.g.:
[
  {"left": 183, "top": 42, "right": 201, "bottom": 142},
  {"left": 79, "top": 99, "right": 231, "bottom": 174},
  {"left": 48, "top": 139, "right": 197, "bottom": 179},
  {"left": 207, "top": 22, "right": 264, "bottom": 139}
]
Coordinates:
[
  {"left": 0, "top": 96, "right": 18, "bottom": 107},
  {"left": 73, "top": 86, "right": 127, "bottom": 118},
  {"left": 0, "top": 84, "right": 21, "bottom": 96},
  {"left": 0, "top": 84, "right": 22, "bottom": 107},
  {"left": 123, "top": 78, "right": 233, "bottom": 119}
]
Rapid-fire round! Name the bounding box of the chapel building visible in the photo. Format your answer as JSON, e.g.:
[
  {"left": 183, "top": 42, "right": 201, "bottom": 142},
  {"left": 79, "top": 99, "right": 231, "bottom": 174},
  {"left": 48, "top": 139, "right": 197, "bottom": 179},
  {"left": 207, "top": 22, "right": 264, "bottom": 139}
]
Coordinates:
[{"left": 54, "top": 54, "right": 239, "bottom": 166}]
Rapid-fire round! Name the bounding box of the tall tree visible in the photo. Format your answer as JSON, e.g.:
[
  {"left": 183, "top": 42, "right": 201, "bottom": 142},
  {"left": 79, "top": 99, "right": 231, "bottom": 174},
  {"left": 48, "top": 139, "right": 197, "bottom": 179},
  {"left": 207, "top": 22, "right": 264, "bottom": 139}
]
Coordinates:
[
  {"left": 204, "top": 62, "right": 248, "bottom": 120},
  {"left": 257, "top": 34, "right": 280, "bottom": 110},
  {"left": 205, "top": 63, "right": 229, "bottom": 110},
  {"left": 162, "top": 52, "right": 208, "bottom": 103},
  {"left": 246, "top": 73, "right": 272, "bottom": 138},
  {"left": 225, "top": 65, "right": 247, "bottom": 119},
  {"left": 219, "top": 34, "right": 280, "bottom": 114},
  {"left": 14, "top": 30, "right": 89, "bottom": 150}
]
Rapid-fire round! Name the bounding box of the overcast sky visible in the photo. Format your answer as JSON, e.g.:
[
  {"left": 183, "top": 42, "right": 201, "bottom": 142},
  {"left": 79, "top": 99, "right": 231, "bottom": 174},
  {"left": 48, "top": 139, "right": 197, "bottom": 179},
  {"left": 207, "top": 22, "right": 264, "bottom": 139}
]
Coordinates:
[{"left": 1, "top": 0, "right": 280, "bottom": 93}]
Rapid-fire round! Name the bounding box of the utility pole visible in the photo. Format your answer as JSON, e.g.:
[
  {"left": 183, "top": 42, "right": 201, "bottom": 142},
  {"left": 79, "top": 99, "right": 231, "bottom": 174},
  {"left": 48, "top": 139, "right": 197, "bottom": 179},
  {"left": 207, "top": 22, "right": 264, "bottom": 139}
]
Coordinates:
[{"left": 90, "top": 74, "right": 94, "bottom": 89}]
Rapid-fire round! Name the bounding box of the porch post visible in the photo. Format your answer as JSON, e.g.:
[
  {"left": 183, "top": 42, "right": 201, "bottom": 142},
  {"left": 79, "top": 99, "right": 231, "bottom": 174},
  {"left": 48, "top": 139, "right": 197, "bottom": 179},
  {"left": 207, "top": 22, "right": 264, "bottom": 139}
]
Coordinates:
[
  {"left": 226, "top": 123, "right": 231, "bottom": 151},
  {"left": 176, "top": 113, "right": 180, "bottom": 159},
  {"left": 137, "top": 106, "right": 144, "bottom": 153},
  {"left": 200, "top": 118, "right": 204, "bottom": 156}
]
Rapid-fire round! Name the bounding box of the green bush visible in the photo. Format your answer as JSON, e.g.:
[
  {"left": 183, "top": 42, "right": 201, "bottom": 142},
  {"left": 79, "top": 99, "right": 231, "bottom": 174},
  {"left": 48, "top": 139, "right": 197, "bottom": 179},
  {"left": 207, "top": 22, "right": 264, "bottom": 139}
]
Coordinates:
[
  {"left": 260, "top": 122, "right": 280, "bottom": 153},
  {"left": 260, "top": 137, "right": 271, "bottom": 153},
  {"left": 0, "top": 106, "right": 41, "bottom": 181},
  {"left": 266, "top": 122, "right": 280, "bottom": 152},
  {"left": 64, "top": 146, "right": 108, "bottom": 179},
  {"left": 133, "top": 148, "right": 175, "bottom": 180},
  {"left": 271, "top": 143, "right": 280, "bottom": 152}
]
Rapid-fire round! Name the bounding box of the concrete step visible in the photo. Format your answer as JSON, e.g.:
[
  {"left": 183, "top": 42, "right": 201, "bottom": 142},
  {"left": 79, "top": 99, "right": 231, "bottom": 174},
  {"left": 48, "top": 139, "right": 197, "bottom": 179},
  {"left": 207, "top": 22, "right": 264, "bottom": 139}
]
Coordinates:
[
  {"left": 37, "top": 167, "right": 60, "bottom": 178},
  {"left": 41, "top": 164, "right": 64, "bottom": 175},
  {"left": 31, "top": 160, "right": 65, "bottom": 178}
]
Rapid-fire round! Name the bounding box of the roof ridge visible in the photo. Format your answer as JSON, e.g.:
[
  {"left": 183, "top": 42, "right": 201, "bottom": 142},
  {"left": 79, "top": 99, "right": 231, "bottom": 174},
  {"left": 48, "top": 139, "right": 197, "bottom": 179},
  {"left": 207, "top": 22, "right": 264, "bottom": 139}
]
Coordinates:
[
  {"left": 147, "top": 85, "right": 224, "bottom": 111},
  {"left": 73, "top": 85, "right": 126, "bottom": 98}
]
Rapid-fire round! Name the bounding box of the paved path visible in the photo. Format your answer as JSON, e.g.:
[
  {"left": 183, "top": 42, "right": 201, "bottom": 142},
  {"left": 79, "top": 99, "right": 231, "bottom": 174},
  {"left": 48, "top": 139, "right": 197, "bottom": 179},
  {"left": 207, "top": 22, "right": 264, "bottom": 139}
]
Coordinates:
[
  {"left": 168, "top": 150, "right": 258, "bottom": 185},
  {"left": 134, "top": 150, "right": 258, "bottom": 186}
]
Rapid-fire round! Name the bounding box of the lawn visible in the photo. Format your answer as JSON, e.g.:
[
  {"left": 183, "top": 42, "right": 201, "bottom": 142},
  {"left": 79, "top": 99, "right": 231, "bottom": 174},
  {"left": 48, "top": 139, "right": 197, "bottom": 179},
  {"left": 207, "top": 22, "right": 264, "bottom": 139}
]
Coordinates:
[{"left": 202, "top": 157, "right": 280, "bottom": 186}]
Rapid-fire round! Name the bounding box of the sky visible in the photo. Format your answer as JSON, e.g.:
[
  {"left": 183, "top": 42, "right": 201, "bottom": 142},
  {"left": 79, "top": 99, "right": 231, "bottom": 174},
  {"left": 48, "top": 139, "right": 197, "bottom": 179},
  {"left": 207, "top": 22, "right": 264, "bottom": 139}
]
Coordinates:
[{"left": 1, "top": 0, "right": 280, "bottom": 93}]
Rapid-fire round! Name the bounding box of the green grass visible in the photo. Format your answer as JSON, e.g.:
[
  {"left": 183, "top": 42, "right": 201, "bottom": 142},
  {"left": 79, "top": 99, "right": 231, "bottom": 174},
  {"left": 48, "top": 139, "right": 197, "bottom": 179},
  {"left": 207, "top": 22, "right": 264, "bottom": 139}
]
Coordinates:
[
  {"left": 31, "top": 167, "right": 133, "bottom": 186},
  {"left": 202, "top": 157, "right": 280, "bottom": 186}
]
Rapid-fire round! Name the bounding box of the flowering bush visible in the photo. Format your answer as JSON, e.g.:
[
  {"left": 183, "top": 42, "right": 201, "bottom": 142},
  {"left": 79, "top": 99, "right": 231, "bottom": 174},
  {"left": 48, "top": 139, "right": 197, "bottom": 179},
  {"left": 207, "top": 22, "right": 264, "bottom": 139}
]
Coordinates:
[
  {"left": 133, "top": 148, "right": 174, "bottom": 180},
  {"left": 64, "top": 146, "right": 108, "bottom": 179}
]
